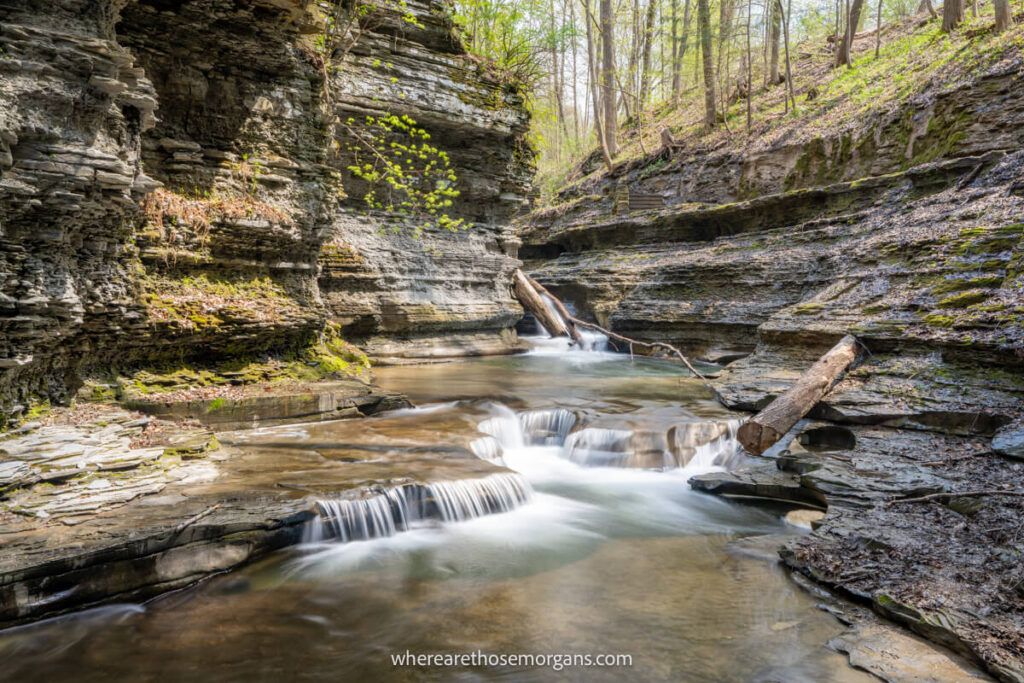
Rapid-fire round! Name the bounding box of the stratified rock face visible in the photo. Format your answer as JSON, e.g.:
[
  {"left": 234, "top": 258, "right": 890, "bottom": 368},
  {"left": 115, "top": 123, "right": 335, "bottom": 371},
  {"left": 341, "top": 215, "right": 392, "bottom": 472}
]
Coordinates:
[
  {"left": 114, "top": 0, "right": 333, "bottom": 361},
  {"left": 320, "top": 218, "right": 524, "bottom": 361},
  {"left": 0, "top": 0, "right": 532, "bottom": 417},
  {"left": 318, "top": 0, "right": 532, "bottom": 359},
  {"left": 0, "top": 0, "right": 158, "bottom": 414},
  {"left": 523, "top": 64, "right": 1024, "bottom": 385}
]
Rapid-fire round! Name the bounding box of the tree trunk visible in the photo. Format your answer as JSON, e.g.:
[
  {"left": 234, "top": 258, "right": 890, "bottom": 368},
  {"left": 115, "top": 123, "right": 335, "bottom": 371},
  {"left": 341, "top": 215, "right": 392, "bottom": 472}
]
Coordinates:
[
  {"left": 835, "top": 0, "right": 865, "bottom": 67},
  {"left": 745, "top": 0, "right": 752, "bottom": 132},
  {"left": 639, "top": 0, "right": 658, "bottom": 104},
  {"left": 600, "top": 0, "right": 618, "bottom": 156},
  {"left": 671, "top": 0, "right": 680, "bottom": 101},
  {"left": 994, "top": 0, "right": 1013, "bottom": 31},
  {"left": 569, "top": 0, "right": 581, "bottom": 142},
  {"left": 512, "top": 270, "right": 569, "bottom": 338},
  {"left": 942, "top": 0, "right": 963, "bottom": 31},
  {"left": 737, "top": 335, "right": 862, "bottom": 455},
  {"left": 717, "top": 0, "right": 735, "bottom": 129},
  {"left": 524, "top": 275, "right": 585, "bottom": 346},
  {"left": 673, "top": 0, "right": 693, "bottom": 103},
  {"left": 768, "top": 0, "right": 782, "bottom": 84},
  {"left": 698, "top": 0, "right": 716, "bottom": 129},
  {"left": 875, "top": 0, "right": 883, "bottom": 58},
  {"left": 583, "top": 0, "right": 614, "bottom": 169},
  {"left": 780, "top": 0, "right": 796, "bottom": 111},
  {"left": 918, "top": 0, "right": 937, "bottom": 19}
]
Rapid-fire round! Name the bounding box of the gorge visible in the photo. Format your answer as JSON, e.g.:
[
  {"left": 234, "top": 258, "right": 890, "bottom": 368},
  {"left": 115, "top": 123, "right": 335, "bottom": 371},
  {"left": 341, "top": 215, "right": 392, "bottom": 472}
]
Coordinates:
[{"left": 1, "top": 0, "right": 1023, "bottom": 681}]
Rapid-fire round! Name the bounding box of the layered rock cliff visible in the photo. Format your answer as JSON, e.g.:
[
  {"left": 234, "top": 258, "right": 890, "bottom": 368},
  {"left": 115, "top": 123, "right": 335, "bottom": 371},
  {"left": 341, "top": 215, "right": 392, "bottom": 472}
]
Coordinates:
[
  {"left": 0, "top": 0, "right": 532, "bottom": 420},
  {"left": 522, "top": 26, "right": 1024, "bottom": 681}
]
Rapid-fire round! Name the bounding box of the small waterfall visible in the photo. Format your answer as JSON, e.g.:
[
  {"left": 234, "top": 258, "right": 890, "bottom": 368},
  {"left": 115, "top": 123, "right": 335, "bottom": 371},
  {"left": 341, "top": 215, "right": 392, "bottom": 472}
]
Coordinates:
[
  {"left": 478, "top": 406, "right": 577, "bottom": 448},
  {"left": 563, "top": 428, "right": 635, "bottom": 466},
  {"left": 518, "top": 408, "right": 577, "bottom": 445},
  {"left": 469, "top": 435, "right": 504, "bottom": 463},
  {"left": 305, "top": 473, "right": 532, "bottom": 543},
  {"left": 477, "top": 404, "right": 525, "bottom": 449},
  {"left": 306, "top": 487, "right": 411, "bottom": 543},
  {"left": 667, "top": 419, "right": 743, "bottom": 469},
  {"left": 425, "top": 474, "right": 532, "bottom": 522},
  {"left": 530, "top": 293, "right": 609, "bottom": 353},
  {"left": 472, "top": 406, "right": 742, "bottom": 472}
]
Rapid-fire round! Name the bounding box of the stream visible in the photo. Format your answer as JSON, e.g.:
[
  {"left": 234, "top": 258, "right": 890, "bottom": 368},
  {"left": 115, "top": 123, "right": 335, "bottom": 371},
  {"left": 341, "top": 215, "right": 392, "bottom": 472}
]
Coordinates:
[{"left": 0, "top": 340, "right": 872, "bottom": 682}]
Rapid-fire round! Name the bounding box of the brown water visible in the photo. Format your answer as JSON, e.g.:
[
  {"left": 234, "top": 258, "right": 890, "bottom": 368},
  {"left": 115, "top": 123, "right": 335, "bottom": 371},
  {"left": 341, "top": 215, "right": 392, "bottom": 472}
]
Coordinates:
[{"left": 0, "top": 350, "right": 870, "bottom": 682}]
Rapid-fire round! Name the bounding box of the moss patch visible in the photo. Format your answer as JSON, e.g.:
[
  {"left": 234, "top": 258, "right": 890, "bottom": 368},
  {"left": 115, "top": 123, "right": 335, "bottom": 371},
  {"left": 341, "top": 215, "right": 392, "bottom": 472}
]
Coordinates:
[
  {"left": 937, "top": 290, "right": 989, "bottom": 309},
  {"left": 119, "top": 323, "right": 371, "bottom": 400}
]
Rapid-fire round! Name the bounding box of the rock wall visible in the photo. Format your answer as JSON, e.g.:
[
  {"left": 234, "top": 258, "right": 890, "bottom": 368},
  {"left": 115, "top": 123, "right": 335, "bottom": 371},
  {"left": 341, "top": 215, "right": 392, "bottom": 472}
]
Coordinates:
[
  {"left": 0, "top": 0, "right": 532, "bottom": 420},
  {"left": 318, "top": 0, "right": 531, "bottom": 360},
  {"left": 523, "top": 61, "right": 1024, "bottom": 372},
  {"left": 0, "top": 0, "right": 158, "bottom": 416}
]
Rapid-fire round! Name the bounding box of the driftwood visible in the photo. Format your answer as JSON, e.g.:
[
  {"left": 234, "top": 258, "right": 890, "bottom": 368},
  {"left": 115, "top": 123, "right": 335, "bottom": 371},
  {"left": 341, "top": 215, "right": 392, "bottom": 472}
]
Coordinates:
[
  {"left": 737, "top": 335, "right": 861, "bottom": 455},
  {"left": 563, "top": 316, "right": 713, "bottom": 387},
  {"left": 512, "top": 269, "right": 569, "bottom": 337},
  {"left": 887, "top": 490, "right": 1024, "bottom": 506},
  {"left": 509, "top": 272, "right": 713, "bottom": 389},
  {"left": 523, "top": 274, "right": 584, "bottom": 346}
]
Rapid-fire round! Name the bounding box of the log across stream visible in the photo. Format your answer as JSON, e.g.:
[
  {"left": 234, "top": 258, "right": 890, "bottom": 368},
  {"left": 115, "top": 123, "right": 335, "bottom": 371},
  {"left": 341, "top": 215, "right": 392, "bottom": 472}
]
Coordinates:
[{"left": 0, "top": 348, "right": 873, "bottom": 682}]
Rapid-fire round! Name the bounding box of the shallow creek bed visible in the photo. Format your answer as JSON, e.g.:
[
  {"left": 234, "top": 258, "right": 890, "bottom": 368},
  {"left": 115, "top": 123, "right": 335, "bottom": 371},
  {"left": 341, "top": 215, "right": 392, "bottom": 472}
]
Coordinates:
[{"left": 0, "top": 347, "right": 1000, "bottom": 681}]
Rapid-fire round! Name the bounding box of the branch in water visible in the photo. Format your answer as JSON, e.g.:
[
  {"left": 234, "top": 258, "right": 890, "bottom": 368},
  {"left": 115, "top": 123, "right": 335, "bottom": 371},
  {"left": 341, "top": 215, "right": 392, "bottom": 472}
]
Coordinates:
[
  {"left": 886, "top": 490, "right": 1024, "bottom": 506},
  {"left": 564, "top": 316, "right": 713, "bottom": 387},
  {"left": 517, "top": 271, "right": 712, "bottom": 389}
]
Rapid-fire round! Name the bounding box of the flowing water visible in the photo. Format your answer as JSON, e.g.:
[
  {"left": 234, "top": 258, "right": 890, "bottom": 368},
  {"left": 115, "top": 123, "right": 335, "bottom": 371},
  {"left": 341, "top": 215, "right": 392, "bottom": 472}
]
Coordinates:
[{"left": 0, "top": 339, "right": 871, "bottom": 682}]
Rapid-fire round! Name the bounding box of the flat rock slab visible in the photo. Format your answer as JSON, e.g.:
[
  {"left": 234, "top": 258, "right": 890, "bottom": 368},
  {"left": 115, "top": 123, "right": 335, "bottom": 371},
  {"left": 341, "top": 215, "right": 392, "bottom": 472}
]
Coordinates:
[
  {"left": 124, "top": 380, "right": 410, "bottom": 430},
  {"left": 830, "top": 623, "right": 993, "bottom": 682},
  {"left": 689, "top": 459, "right": 826, "bottom": 508},
  {"left": 0, "top": 404, "right": 512, "bottom": 627}
]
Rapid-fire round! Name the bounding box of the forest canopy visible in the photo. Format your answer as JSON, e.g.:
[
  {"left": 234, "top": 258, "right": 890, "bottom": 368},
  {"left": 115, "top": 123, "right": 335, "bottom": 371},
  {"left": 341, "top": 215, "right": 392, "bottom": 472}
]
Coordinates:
[{"left": 450, "top": 0, "right": 1021, "bottom": 201}]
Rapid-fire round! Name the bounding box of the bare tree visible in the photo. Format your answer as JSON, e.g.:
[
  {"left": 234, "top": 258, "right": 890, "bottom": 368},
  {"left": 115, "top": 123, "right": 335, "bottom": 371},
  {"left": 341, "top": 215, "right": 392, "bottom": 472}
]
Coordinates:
[
  {"left": 875, "top": 0, "right": 883, "bottom": 58},
  {"left": 745, "top": 0, "right": 753, "bottom": 131},
  {"left": 942, "top": 0, "right": 963, "bottom": 31},
  {"left": 994, "top": 0, "right": 1013, "bottom": 31},
  {"left": 672, "top": 0, "right": 693, "bottom": 103},
  {"left": 582, "top": 0, "right": 613, "bottom": 168},
  {"left": 639, "top": 0, "right": 659, "bottom": 104},
  {"left": 600, "top": 0, "right": 618, "bottom": 155},
  {"left": 780, "top": 0, "right": 797, "bottom": 111},
  {"left": 768, "top": 0, "right": 782, "bottom": 84},
  {"left": 698, "top": 0, "right": 716, "bottom": 129},
  {"left": 836, "top": 0, "right": 866, "bottom": 67}
]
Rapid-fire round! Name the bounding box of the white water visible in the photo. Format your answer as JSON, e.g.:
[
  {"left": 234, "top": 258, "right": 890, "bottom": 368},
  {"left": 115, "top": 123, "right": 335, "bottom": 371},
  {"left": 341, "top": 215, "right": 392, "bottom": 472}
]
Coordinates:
[
  {"left": 304, "top": 472, "right": 533, "bottom": 543},
  {"left": 524, "top": 292, "right": 610, "bottom": 354},
  {"left": 302, "top": 321, "right": 743, "bottom": 554}
]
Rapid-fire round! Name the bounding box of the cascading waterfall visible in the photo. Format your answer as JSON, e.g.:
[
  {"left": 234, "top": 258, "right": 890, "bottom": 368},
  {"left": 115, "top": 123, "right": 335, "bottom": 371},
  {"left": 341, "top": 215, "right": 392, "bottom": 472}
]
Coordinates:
[
  {"left": 304, "top": 473, "right": 532, "bottom": 543},
  {"left": 425, "top": 475, "right": 533, "bottom": 522},
  {"left": 476, "top": 403, "right": 525, "bottom": 449},
  {"left": 477, "top": 404, "right": 742, "bottom": 472},
  {"left": 668, "top": 419, "right": 744, "bottom": 469},
  {"left": 563, "top": 428, "right": 635, "bottom": 466},
  {"left": 518, "top": 408, "right": 578, "bottom": 445},
  {"left": 530, "top": 293, "right": 609, "bottom": 352},
  {"left": 306, "top": 487, "right": 411, "bottom": 543}
]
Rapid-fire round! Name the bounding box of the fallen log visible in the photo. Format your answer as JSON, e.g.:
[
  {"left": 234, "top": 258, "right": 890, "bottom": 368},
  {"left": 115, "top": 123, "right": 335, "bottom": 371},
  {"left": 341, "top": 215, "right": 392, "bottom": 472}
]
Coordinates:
[
  {"left": 512, "top": 269, "right": 568, "bottom": 338},
  {"left": 512, "top": 272, "right": 713, "bottom": 389},
  {"left": 737, "top": 335, "right": 862, "bottom": 455},
  {"left": 564, "top": 316, "right": 713, "bottom": 388},
  {"left": 523, "top": 274, "right": 585, "bottom": 346}
]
